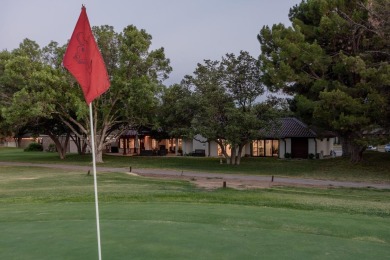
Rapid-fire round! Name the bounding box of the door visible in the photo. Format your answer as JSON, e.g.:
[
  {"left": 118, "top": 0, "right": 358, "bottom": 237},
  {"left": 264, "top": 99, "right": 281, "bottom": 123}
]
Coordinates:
[{"left": 291, "top": 138, "right": 308, "bottom": 159}]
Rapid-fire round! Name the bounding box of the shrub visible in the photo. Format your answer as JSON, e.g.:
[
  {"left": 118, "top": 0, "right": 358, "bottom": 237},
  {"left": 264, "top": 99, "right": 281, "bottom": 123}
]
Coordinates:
[
  {"left": 24, "top": 143, "right": 43, "bottom": 152},
  {"left": 46, "top": 144, "right": 56, "bottom": 152},
  {"left": 284, "top": 153, "right": 291, "bottom": 159},
  {"left": 308, "top": 153, "right": 315, "bottom": 159}
]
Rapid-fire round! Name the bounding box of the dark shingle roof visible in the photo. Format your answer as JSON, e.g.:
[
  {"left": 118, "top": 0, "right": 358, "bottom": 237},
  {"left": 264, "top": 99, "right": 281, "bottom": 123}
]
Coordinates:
[{"left": 261, "top": 118, "right": 334, "bottom": 139}]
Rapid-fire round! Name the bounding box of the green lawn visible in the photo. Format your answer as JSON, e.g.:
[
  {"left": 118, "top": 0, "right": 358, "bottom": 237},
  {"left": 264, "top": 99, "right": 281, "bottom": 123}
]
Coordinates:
[
  {"left": 0, "top": 164, "right": 389, "bottom": 259},
  {"left": 1, "top": 147, "right": 390, "bottom": 182}
]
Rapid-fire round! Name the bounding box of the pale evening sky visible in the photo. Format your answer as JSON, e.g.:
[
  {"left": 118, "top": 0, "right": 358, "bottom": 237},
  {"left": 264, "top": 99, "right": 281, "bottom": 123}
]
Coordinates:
[{"left": 0, "top": 0, "right": 301, "bottom": 85}]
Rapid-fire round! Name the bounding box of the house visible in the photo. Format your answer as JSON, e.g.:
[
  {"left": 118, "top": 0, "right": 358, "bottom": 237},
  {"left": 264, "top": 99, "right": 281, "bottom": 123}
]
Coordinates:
[
  {"left": 253, "top": 117, "right": 336, "bottom": 159},
  {"left": 108, "top": 118, "right": 336, "bottom": 159},
  {"left": 182, "top": 118, "right": 336, "bottom": 159},
  {"left": 0, "top": 134, "right": 42, "bottom": 148},
  {"left": 116, "top": 128, "right": 182, "bottom": 156}
]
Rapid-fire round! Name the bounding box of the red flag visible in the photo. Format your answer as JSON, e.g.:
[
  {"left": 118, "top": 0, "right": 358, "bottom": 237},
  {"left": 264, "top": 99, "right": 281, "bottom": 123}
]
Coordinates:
[{"left": 63, "top": 6, "right": 110, "bottom": 105}]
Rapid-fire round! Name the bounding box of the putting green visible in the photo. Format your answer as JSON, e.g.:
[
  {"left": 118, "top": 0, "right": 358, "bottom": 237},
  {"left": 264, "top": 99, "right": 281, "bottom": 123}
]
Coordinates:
[{"left": 1, "top": 202, "right": 389, "bottom": 259}]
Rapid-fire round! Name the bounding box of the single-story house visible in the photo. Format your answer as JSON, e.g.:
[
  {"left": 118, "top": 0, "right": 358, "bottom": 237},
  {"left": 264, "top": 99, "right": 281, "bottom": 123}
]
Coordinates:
[
  {"left": 178, "top": 118, "right": 335, "bottom": 159},
  {"left": 1, "top": 134, "right": 43, "bottom": 148},
  {"left": 116, "top": 128, "right": 182, "bottom": 156},
  {"left": 112, "top": 118, "right": 335, "bottom": 159},
  {"left": 255, "top": 117, "right": 336, "bottom": 159},
  {"left": 32, "top": 117, "right": 333, "bottom": 159}
]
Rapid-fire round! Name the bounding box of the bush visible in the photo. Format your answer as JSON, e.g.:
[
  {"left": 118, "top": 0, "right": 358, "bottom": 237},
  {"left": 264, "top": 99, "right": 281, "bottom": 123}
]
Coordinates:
[
  {"left": 24, "top": 143, "right": 43, "bottom": 152},
  {"left": 308, "top": 153, "right": 315, "bottom": 159},
  {"left": 284, "top": 153, "right": 291, "bottom": 159},
  {"left": 46, "top": 144, "right": 56, "bottom": 152}
]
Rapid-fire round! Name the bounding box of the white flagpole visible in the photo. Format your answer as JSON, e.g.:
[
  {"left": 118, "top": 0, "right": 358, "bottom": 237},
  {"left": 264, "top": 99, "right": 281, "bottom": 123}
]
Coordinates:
[{"left": 89, "top": 102, "right": 102, "bottom": 260}]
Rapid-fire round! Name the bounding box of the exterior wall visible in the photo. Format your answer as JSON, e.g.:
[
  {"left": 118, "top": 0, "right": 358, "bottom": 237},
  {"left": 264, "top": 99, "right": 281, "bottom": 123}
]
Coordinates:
[
  {"left": 3, "top": 139, "right": 33, "bottom": 148},
  {"left": 245, "top": 143, "right": 251, "bottom": 156},
  {"left": 278, "top": 139, "right": 286, "bottom": 158},
  {"left": 209, "top": 140, "right": 219, "bottom": 157},
  {"left": 193, "top": 134, "right": 208, "bottom": 151},
  {"left": 241, "top": 145, "right": 247, "bottom": 157},
  {"left": 0, "top": 137, "right": 17, "bottom": 147},
  {"left": 18, "top": 138, "right": 37, "bottom": 148},
  {"left": 158, "top": 139, "right": 168, "bottom": 150},
  {"left": 144, "top": 136, "right": 153, "bottom": 150},
  {"left": 282, "top": 138, "right": 292, "bottom": 158},
  {"left": 182, "top": 138, "right": 193, "bottom": 155},
  {"left": 308, "top": 138, "right": 316, "bottom": 155},
  {"left": 280, "top": 137, "right": 334, "bottom": 159},
  {"left": 69, "top": 138, "right": 78, "bottom": 153},
  {"left": 42, "top": 136, "right": 79, "bottom": 153},
  {"left": 316, "top": 138, "right": 334, "bottom": 157},
  {"left": 0, "top": 141, "right": 17, "bottom": 147},
  {"left": 186, "top": 138, "right": 248, "bottom": 158},
  {"left": 309, "top": 138, "right": 335, "bottom": 157}
]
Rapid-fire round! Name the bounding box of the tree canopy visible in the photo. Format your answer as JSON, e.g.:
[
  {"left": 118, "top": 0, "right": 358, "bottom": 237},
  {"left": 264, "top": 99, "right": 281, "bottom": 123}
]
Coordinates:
[
  {"left": 0, "top": 25, "right": 171, "bottom": 162},
  {"left": 171, "top": 51, "right": 282, "bottom": 165},
  {"left": 258, "top": 0, "right": 390, "bottom": 162}
]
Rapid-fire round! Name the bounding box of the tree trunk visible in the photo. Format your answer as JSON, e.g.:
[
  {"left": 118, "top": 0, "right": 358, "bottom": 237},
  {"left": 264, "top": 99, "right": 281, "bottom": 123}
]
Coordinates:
[
  {"left": 94, "top": 132, "right": 107, "bottom": 164},
  {"left": 16, "top": 137, "right": 22, "bottom": 148},
  {"left": 48, "top": 132, "right": 70, "bottom": 160},
  {"left": 88, "top": 135, "right": 104, "bottom": 163},
  {"left": 95, "top": 148, "right": 103, "bottom": 163},
  {"left": 340, "top": 136, "right": 351, "bottom": 158},
  {"left": 235, "top": 145, "right": 244, "bottom": 165},
  {"left": 230, "top": 146, "right": 237, "bottom": 166},
  {"left": 349, "top": 143, "right": 364, "bottom": 163},
  {"left": 341, "top": 134, "right": 365, "bottom": 163},
  {"left": 71, "top": 135, "right": 88, "bottom": 155},
  {"left": 216, "top": 140, "right": 230, "bottom": 164},
  {"left": 81, "top": 142, "right": 88, "bottom": 155}
]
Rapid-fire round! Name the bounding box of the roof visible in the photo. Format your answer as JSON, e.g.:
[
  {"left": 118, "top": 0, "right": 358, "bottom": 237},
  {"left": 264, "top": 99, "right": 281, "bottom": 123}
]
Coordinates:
[{"left": 261, "top": 118, "right": 335, "bottom": 139}]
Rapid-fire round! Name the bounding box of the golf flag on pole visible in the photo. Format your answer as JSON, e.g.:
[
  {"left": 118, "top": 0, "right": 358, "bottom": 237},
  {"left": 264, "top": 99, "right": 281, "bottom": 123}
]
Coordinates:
[
  {"left": 63, "top": 5, "right": 110, "bottom": 104},
  {"left": 63, "top": 5, "right": 108, "bottom": 260}
]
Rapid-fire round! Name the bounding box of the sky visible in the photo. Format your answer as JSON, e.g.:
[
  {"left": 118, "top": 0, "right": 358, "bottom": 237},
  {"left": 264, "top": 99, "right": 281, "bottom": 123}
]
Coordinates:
[{"left": 0, "top": 0, "right": 301, "bottom": 86}]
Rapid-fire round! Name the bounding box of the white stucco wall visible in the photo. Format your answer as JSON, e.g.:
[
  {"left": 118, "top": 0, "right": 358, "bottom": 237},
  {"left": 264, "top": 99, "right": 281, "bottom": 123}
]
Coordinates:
[
  {"left": 316, "top": 138, "right": 334, "bottom": 156},
  {"left": 308, "top": 139, "right": 316, "bottom": 155},
  {"left": 245, "top": 143, "right": 251, "bottom": 156},
  {"left": 182, "top": 138, "right": 193, "bottom": 155},
  {"left": 209, "top": 141, "right": 219, "bottom": 157},
  {"left": 193, "top": 134, "right": 208, "bottom": 152},
  {"left": 278, "top": 139, "right": 286, "bottom": 158},
  {"left": 280, "top": 139, "right": 292, "bottom": 158}
]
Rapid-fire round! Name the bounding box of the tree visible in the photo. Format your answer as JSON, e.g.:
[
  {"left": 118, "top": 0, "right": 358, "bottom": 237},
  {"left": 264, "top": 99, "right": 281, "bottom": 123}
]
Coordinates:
[
  {"left": 0, "top": 50, "right": 15, "bottom": 140},
  {"left": 157, "top": 84, "right": 200, "bottom": 139},
  {"left": 75, "top": 25, "right": 172, "bottom": 162},
  {"left": 1, "top": 25, "right": 171, "bottom": 163},
  {"left": 258, "top": 0, "right": 390, "bottom": 162},
  {"left": 184, "top": 51, "right": 279, "bottom": 165},
  {"left": 0, "top": 39, "right": 76, "bottom": 158}
]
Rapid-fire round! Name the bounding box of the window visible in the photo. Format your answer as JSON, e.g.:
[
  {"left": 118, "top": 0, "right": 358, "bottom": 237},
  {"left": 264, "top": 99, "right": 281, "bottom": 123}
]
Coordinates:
[
  {"left": 252, "top": 139, "right": 279, "bottom": 157},
  {"left": 252, "top": 140, "right": 264, "bottom": 156}
]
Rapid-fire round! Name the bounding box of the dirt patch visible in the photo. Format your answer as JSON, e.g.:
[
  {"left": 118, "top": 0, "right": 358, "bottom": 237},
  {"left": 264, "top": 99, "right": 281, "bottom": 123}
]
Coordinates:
[
  {"left": 134, "top": 173, "right": 320, "bottom": 190},
  {"left": 192, "top": 178, "right": 272, "bottom": 190}
]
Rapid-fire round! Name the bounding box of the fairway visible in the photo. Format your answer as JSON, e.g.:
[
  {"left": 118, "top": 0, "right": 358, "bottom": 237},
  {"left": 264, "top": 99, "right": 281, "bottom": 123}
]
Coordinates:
[{"left": 1, "top": 164, "right": 390, "bottom": 259}]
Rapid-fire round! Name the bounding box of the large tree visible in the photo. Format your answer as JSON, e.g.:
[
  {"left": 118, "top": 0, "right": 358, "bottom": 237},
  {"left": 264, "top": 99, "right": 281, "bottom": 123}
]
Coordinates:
[
  {"left": 184, "top": 51, "right": 280, "bottom": 165},
  {"left": 0, "top": 39, "right": 78, "bottom": 158},
  {"left": 258, "top": 0, "right": 390, "bottom": 162},
  {"left": 1, "top": 25, "right": 171, "bottom": 162}
]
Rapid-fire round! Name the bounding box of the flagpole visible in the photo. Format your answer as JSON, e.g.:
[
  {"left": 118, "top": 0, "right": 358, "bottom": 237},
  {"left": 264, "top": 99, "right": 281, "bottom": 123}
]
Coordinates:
[{"left": 89, "top": 102, "right": 102, "bottom": 260}]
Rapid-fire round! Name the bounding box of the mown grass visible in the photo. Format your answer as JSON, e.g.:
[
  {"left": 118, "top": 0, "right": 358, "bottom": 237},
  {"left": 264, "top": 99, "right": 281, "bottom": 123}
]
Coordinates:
[
  {"left": 1, "top": 147, "right": 390, "bottom": 182},
  {"left": 0, "top": 165, "right": 390, "bottom": 259},
  {"left": 1, "top": 165, "right": 388, "bottom": 216}
]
